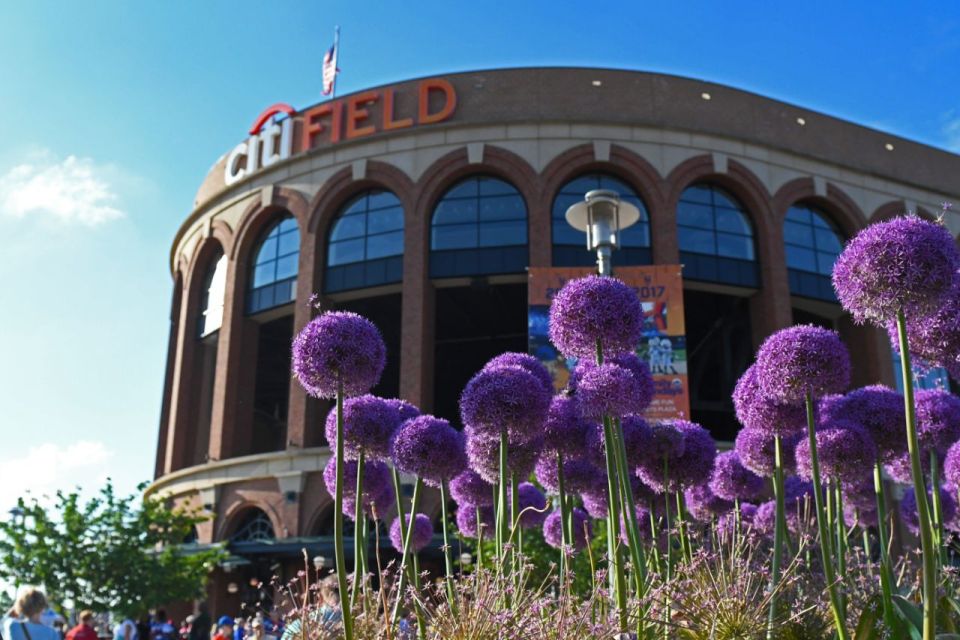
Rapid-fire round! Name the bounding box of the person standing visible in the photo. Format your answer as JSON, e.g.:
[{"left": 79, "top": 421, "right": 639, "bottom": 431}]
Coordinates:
[
  {"left": 113, "top": 616, "right": 136, "bottom": 640},
  {"left": 149, "top": 611, "right": 175, "bottom": 640},
  {"left": 65, "top": 611, "right": 98, "bottom": 640},
  {"left": 211, "top": 617, "right": 232, "bottom": 640},
  {"left": 188, "top": 605, "right": 209, "bottom": 640},
  {"left": 2, "top": 587, "right": 61, "bottom": 640}
]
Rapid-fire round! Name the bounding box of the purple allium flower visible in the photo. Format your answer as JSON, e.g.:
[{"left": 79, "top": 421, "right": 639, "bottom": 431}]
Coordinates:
[
  {"left": 541, "top": 395, "right": 591, "bottom": 458},
  {"left": 389, "top": 513, "right": 433, "bottom": 553},
  {"left": 684, "top": 483, "right": 734, "bottom": 522},
  {"left": 915, "top": 389, "right": 960, "bottom": 455},
  {"left": 548, "top": 275, "right": 644, "bottom": 359},
  {"left": 585, "top": 415, "right": 652, "bottom": 468},
  {"left": 944, "top": 440, "right": 960, "bottom": 493},
  {"left": 841, "top": 476, "right": 877, "bottom": 511},
  {"left": 886, "top": 283, "right": 960, "bottom": 376},
  {"left": 460, "top": 365, "right": 551, "bottom": 443},
  {"left": 483, "top": 352, "right": 554, "bottom": 394},
  {"left": 534, "top": 455, "right": 600, "bottom": 494},
  {"left": 292, "top": 311, "right": 386, "bottom": 398},
  {"left": 324, "top": 395, "right": 398, "bottom": 461},
  {"left": 717, "top": 503, "right": 758, "bottom": 538},
  {"left": 754, "top": 325, "right": 851, "bottom": 403},
  {"left": 620, "top": 505, "right": 653, "bottom": 544},
  {"left": 752, "top": 501, "right": 778, "bottom": 537},
  {"left": 385, "top": 398, "right": 421, "bottom": 424},
  {"left": 449, "top": 470, "right": 494, "bottom": 508},
  {"left": 514, "top": 482, "right": 548, "bottom": 529},
  {"left": 795, "top": 420, "right": 876, "bottom": 484},
  {"left": 322, "top": 457, "right": 394, "bottom": 520},
  {"left": 709, "top": 450, "right": 766, "bottom": 502},
  {"left": 885, "top": 449, "right": 934, "bottom": 484},
  {"left": 732, "top": 365, "right": 807, "bottom": 437},
  {"left": 576, "top": 362, "right": 651, "bottom": 418},
  {"left": 635, "top": 420, "right": 716, "bottom": 493},
  {"left": 818, "top": 385, "right": 905, "bottom": 462},
  {"left": 832, "top": 216, "right": 960, "bottom": 325},
  {"left": 901, "top": 486, "right": 958, "bottom": 535},
  {"left": 844, "top": 504, "right": 878, "bottom": 529},
  {"left": 465, "top": 427, "right": 543, "bottom": 484},
  {"left": 570, "top": 353, "right": 654, "bottom": 409},
  {"left": 543, "top": 507, "right": 592, "bottom": 551},
  {"left": 784, "top": 476, "right": 813, "bottom": 502},
  {"left": 455, "top": 504, "right": 494, "bottom": 538},
  {"left": 734, "top": 427, "right": 799, "bottom": 478},
  {"left": 390, "top": 415, "right": 467, "bottom": 487},
  {"left": 581, "top": 489, "right": 609, "bottom": 519}
]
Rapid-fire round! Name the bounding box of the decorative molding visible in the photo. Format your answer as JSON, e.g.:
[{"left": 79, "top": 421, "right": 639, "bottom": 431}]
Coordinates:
[{"left": 466, "top": 142, "right": 485, "bottom": 164}]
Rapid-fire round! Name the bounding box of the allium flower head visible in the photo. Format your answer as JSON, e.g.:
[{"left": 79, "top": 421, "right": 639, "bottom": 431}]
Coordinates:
[
  {"left": 819, "top": 385, "right": 905, "bottom": 462},
  {"left": 901, "top": 486, "right": 958, "bottom": 535},
  {"left": 534, "top": 455, "right": 600, "bottom": 494},
  {"left": 385, "top": 398, "right": 421, "bottom": 424},
  {"left": 514, "top": 482, "right": 548, "bottom": 529},
  {"left": 570, "top": 353, "right": 654, "bottom": 408},
  {"left": 620, "top": 505, "right": 653, "bottom": 544},
  {"left": 465, "top": 427, "right": 543, "bottom": 483},
  {"left": 684, "top": 483, "right": 734, "bottom": 522},
  {"left": 886, "top": 283, "right": 960, "bottom": 377},
  {"left": 635, "top": 420, "right": 716, "bottom": 492},
  {"left": 784, "top": 476, "right": 814, "bottom": 503},
  {"left": 885, "top": 449, "right": 934, "bottom": 484},
  {"left": 944, "top": 440, "right": 960, "bottom": 493},
  {"left": 832, "top": 216, "right": 960, "bottom": 324},
  {"left": 795, "top": 420, "right": 876, "bottom": 484},
  {"left": 389, "top": 513, "right": 433, "bottom": 553},
  {"left": 483, "top": 352, "right": 554, "bottom": 394},
  {"left": 543, "top": 507, "right": 592, "bottom": 551},
  {"left": 576, "top": 362, "right": 652, "bottom": 418},
  {"left": 709, "top": 450, "right": 765, "bottom": 502},
  {"left": 391, "top": 415, "right": 467, "bottom": 487},
  {"left": 460, "top": 365, "right": 551, "bottom": 443},
  {"left": 734, "top": 427, "right": 799, "bottom": 478},
  {"left": 455, "top": 504, "right": 494, "bottom": 538},
  {"left": 915, "top": 389, "right": 960, "bottom": 455},
  {"left": 581, "top": 489, "right": 609, "bottom": 519},
  {"left": 841, "top": 476, "right": 877, "bottom": 511},
  {"left": 324, "top": 395, "right": 398, "bottom": 461},
  {"left": 844, "top": 504, "right": 878, "bottom": 529},
  {"left": 292, "top": 311, "right": 386, "bottom": 398},
  {"left": 755, "top": 325, "right": 851, "bottom": 403},
  {"left": 541, "top": 395, "right": 591, "bottom": 458},
  {"left": 449, "top": 470, "right": 494, "bottom": 508},
  {"left": 548, "top": 275, "right": 643, "bottom": 359},
  {"left": 322, "top": 457, "right": 394, "bottom": 520},
  {"left": 585, "top": 415, "right": 651, "bottom": 468},
  {"left": 732, "top": 365, "right": 806, "bottom": 437},
  {"left": 717, "top": 503, "right": 758, "bottom": 538}
]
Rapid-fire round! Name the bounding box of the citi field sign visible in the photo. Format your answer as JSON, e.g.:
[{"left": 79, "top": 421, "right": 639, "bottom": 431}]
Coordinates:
[{"left": 225, "top": 78, "right": 458, "bottom": 186}]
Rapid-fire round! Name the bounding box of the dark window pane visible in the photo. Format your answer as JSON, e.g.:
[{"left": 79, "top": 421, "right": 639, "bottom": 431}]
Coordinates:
[
  {"left": 479, "top": 194, "right": 525, "bottom": 222},
  {"left": 330, "top": 215, "right": 366, "bottom": 241},
  {"left": 681, "top": 185, "right": 713, "bottom": 204},
  {"left": 367, "top": 191, "right": 400, "bottom": 211},
  {"left": 278, "top": 217, "right": 298, "bottom": 233},
  {"left": 787, "top": 246, "right": 817, "bottom": 272},
  {"left": 366, "top": 231, "right": 404, "bottom": 259},
  {"left": 367, "top": 207, "right": 403, "bottom": 234},
  {"left": 562, "top": 176, "right": 598, "bottom": 197},
  {"left": 433, "top": 224, "right": 477, "bottom": 249},
  {"left": 817, "top": 251, "right": 838, "bottom": 275},
  {"left": 433, "top": 199, "right": 477, "bottom": 225},
  {"left": 815, "top": 227, "right": 843, "bottom": 253},
  {"left": 784, "top": 220, "right": 814, "bottom": 246},
  {"left": 479, "top": 220, "right": 527, "bottom": 247},
  {"left": 786, "top": 206, "right": 811, "bottom": 224},
  {"left": 811, "top": 212, "right": 832, "bottom": 229},
  {"left": 443, "top": 180, "right": 478, "bottom": 199},
  {"left": 677, "top": 202, "right": 715, "bottom": 230},
  {"left": 478, "top": 178, "right": 516, "bottom": 196},
  {"left": 620, "top": 223, "right": 650, "bottom": 247},
  {"left": 255, "top": 237, "right": 278, "bottom": 264},
  {"left": 711, "top": 190, "right": 741, "bottom": 210},
  {"left": 253, "top": 263, "right": 274, "bottom": 288},
  {"left": 275, "top": 254, "right": 298, "bottom": 280},
  {"left": 679, "top": 227, "right": 715, "bottom": 254},
  {"left": 715, "top": 208, "right": 751, "bottom": 235},
  {"left": 277, "top": 229, "right": 300, "bottom": 256},
  {"left": 717, "top": 232, "right": 754, "bottom": 260},
  {"left": 552, "top": 194, "right": 582, "bottom": 221},
  {"left": 553, "top": 223, "right": 583, "bottom": 246},
  {"left": 328, "top": 238, "right": 365, "bottom": 266}
]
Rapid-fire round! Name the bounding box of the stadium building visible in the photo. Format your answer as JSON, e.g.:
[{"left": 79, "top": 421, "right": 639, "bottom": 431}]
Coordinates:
[{"left": 148, "top": 67, "right": 960, "bottom": 614}]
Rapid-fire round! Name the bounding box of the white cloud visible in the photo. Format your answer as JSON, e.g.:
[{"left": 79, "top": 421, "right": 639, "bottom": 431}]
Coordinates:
[
  {"left": 0, "top": 151, "right": 125, "bottom": 226},
  {"left": 0, "top": 441, "right": 114, "bottom": 511},
  {"left": 944, "top": 112, "right": 960, "bottom": 153}
]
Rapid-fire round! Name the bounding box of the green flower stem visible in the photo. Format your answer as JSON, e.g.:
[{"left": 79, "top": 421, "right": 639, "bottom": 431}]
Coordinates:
[
  {"left": 475, "top": 506, "right": 484, "bottom": 567},
  {"left": 390, "top": 476, "right": 423, "bottom": 626},
  {"left": 860, "top": 512, "right": 872, "bottom": 567},
  {"left": 897, "top": 309, "right": 937, "bottom": 640},
  {"left": 612, "top": 417, "right": 649, "bottom": 597},
  {"left": 334, "top": 380, "right": 354, "bottom": 640},
  {"left": 497, "top": 428, "right": 509, "bottom": 572},
  {"left": 556, "top": 450, "right": 570, "bottom": 583},
  {"left": 835, "top": 482, "right": 847, "bottom": 617},
  {"left": 439, "top": 480, "right": 457, "bottom": 614},
  {"left": 675, "top": 491, "right": 692, "bottom": 564},
  {"left": 767, "top": 434, "right": 786, "bottom": 640},
  {"left": 930, "top": 450, "right": 946, "bottom": 566},
  {"left": 351, "top": 450, "right": 366, "bottom": 608},
  {"left": 663, "top": 461, "right": 673, "bottom": 640},
  {"left": 873, "top": 461, "right": 896, "bottom": 631},
  {"left": 804, "top": 392, "right": 849, "bottom": 640},
  {"left": 511, "top": 472, "right": 522, "bottom": 576},
  {"left": 411, "top": 552, "right": 426, "bottom": 640}
]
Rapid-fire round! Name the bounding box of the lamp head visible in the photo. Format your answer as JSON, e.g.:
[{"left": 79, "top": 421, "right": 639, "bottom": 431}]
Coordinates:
[{"left": 564, "top": 189, "right": 640, "bottom": 251}]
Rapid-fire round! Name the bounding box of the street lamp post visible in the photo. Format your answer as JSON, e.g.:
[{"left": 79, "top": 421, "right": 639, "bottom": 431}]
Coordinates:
[{"left": 564, "top": 189, "right": 641, "bottom": 276}]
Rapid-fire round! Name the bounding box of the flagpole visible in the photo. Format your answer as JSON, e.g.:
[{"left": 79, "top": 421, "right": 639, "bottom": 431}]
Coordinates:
[{"left": 331, "top": 26, "right": 340, "bottom": 99}]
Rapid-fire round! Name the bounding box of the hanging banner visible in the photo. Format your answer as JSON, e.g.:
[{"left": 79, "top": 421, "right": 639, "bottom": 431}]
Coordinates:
[{"left": 528, "top": 265, "right": 690, "bottom": 422}]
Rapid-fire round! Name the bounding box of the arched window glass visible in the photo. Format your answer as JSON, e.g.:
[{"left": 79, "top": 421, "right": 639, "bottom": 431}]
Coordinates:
[
  {"left": 247, "top": 215, "right": 299, "bottom": 314},
  {"left": 677, "top": 184, "right": 759, "bottom": 287},
  {"left": 230, "top": 509, "right": 276, "bottom": 542},
  {"left": 325, "top": 190, "right": 404, "bottom": 293},
  {"left": 430, "top": 176, "right": 528, "bottom": 278},
  {"left": 198, "top": 250, "right": 227, "bottom": 337},
  {"left": 784, "top": 204, "right": 845, "bottom": 301},
  {"left": 551, "top": 173, "right": 651, "bottom": 267}
]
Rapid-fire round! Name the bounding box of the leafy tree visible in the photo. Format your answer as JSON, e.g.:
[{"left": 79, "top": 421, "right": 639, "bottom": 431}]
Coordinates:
[{"left": 0, "top": 480, "right": 224, "bottom": 617}]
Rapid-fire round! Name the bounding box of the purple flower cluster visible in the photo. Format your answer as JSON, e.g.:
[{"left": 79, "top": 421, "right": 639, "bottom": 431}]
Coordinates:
[
  {"left": 390, "top": 415, "right": 467, "bottom": 487},
  {"left": 732, "top": 365, "right": 807, "bottom": 437},
  {"left": 571, "top": 353, "right": 654, "bottom": 409},
  {"left": 915, "top": 389, "right": 960, "bottom": 455},
  {"left": 734, "top": 428, "right": 799, "bottom": 478},
  {"left": 534, "top": 455, "right": 600, "bottom": 494},
  {"left": 292, "top": 311, "right": 386, "bottom": 398},
  {"left": 449, "top": 470, "right": 494, "bottom": 508},
  {"left": 541, "top": 395, "right": 591, "bottom": 458},
  {"left": 709, "top": 450, "right": 765, "bottom": 502},
  {"left": 514, "top": 482, "right": 548, "bottom": 529},
  {"left": 795, "top": 420, "right": 876, "bottom": 484},
  {"left": 543, "top": 507, "right": 592, "bottom": 551},
  {"left": 620, "top": 505, "right": 653, "bottom": 544},
  {"left": 717, "top": 503, "right": 758, "bottom": 538},
  {"left": 324, "top": 395, "right": 398, "bottom": 461},
  {"left": 465, "top": 428, "right": 543, "bottom": 484},
  {"left": 548, "top": 276, "right": 644, "bottom": 359},
  {"left": 455, "top": 504, "right": 494, "bottom": 538},
  {"left": 585, "top": 415, "right": 651, "bottom": 468},
  {"left": 754, "top": 325, "right": 851, "bottom": 403},
  {"left": 832, "top": 216, "right": 960, "bottom": 324},
  {"left": 818, "top": 386, "right": 905, "bottom": 462},
  {"left": 684, "top": 483, "right": 734, "bottom": 523},
  {"left": 576, "top": 362, "right": 651, "bottom": 418},
  {"left": 322, "top": 457, "right": 394, "bottom": 520},
  {"left": 460, "top": 365, "right": 551, "bottom": 443},
  {"left": 945, "top": 440, "right": 960, "bottom": 492},
  {"left": 635, "top": 420, "right": 717, "bottom": 492},
  {"left": 482, "top": 352, "right": 554, "bottom": 394},
  {"left": 389, "top": 513, "right": 434, "bottom": 553},
  {"left": 901, "top": 486, "right": 958, "bottom": 535},
  {"left": 385, "top": 398, "right": 421, "bottom": 424},
  {"left": 887, "top": 283, "right": 960, "bottom": 379}
]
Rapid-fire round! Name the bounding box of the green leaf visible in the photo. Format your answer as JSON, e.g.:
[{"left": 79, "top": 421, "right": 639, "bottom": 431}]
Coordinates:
[
  {"left": 853, "top": 600, "right": 880, "bottom": 640},
  {"left": 892, "top": 595, "right": 924, "bottom": 640}
]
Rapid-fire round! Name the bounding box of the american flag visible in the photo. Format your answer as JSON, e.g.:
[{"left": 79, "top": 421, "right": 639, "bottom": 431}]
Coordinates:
[{"left": 322, "top": 43, "right": 338, "bottom": 96}]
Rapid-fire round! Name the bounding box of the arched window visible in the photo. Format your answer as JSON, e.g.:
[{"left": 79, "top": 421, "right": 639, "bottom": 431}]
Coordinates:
[
  {"left": 430, "top": 176, "right": 528, "bottom": 278},
  {"left": 198, "top": 250, "right": 227, "bottom": 337},
  {"left": 325, "top": 190, "right": 404, "bottom": 293},
  {"left": 784, "top": 204, "right": 845, "bottom": 301},
  {"left": 552, "top": 173, "right": 651, "bottom": 267},
  {"left": 677, "top": 184, "right": 758, "bottom": 287},
  {"left": 230, "top": 509, "right": 276, "bottom": 542},
  {"left": 247, "top": 215, "right": 299, "bottom": 314}
]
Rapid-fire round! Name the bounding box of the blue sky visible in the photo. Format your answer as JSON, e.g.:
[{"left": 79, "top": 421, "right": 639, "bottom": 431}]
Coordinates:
[{"left": 0, "top": 1, "right": 958, "bottom": 510}]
